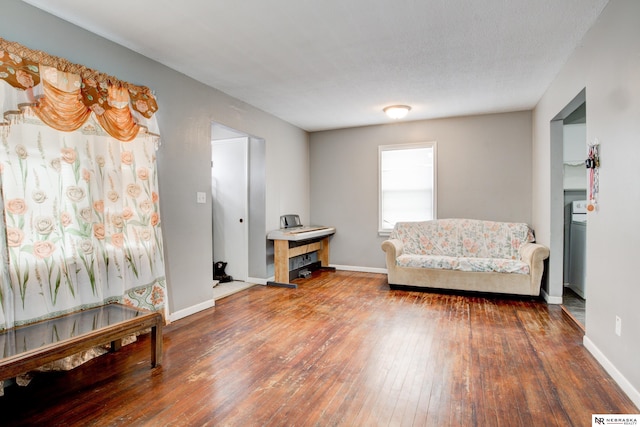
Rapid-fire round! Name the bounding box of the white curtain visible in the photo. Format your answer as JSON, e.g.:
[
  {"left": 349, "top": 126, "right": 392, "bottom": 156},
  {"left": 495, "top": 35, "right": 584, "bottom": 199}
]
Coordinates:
[
  {"left": 0, "top": 109, "right": 166, "bottom": 330},
  {"left": 0, "top": 38, "right": 166, "bottom": 331}
]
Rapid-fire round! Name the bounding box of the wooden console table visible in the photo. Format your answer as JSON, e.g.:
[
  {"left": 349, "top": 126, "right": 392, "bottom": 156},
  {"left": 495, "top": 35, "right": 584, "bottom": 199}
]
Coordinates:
[
  {"left": 0, "top": 303, "right": 163, "bottom": 383},
  {"left": 267, "top": 226, "right": 336, "bottom": 288}
]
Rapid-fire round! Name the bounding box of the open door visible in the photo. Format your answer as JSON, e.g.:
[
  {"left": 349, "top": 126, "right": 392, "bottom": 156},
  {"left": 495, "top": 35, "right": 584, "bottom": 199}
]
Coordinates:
[{"left": 212, "top": 137, "right": 249, "bottom": 282}]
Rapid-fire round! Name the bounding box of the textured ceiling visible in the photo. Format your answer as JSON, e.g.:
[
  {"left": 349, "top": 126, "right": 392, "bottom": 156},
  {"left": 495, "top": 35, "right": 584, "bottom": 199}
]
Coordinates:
[{"left": 23, "top": 0, "right": 609, "bottom": 132}]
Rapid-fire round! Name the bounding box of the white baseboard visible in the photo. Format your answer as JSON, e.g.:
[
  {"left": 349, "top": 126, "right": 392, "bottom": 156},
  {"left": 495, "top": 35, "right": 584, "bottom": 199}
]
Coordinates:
[
  {"left": 331, "top": 264, "right": 387, "bottom": 274},
  {"left": 247, "top": 277, "right": 268, "bottom": 285},
  {"left": 583, "top": 335, "right": 640, "bottom": 409},
  {"left": 167, "top": 299, "right": 215, "bottom": 323},
  {"left": 541, "top": 288, "right": 563, "bottom": 304}
]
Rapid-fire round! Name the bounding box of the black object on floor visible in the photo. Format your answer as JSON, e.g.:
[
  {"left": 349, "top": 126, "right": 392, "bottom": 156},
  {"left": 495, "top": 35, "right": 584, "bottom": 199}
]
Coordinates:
[{"left": 214, "top": 261, "right": 233, "bottom": 283}]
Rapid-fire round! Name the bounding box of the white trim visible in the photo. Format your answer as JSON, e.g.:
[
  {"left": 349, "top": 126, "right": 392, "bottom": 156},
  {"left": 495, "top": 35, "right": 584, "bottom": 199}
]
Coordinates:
[
  {"left": 332, "top": 264, "right": 387, "bottom": 274},
  {"left": 541, "top": 288, "right": 563, "bottom": 304},
  {"left": 583, "top": 335, "right": 640, "bottom": 409},
  {"left": 167, "top": 300, "right": 215, "bottom": 322},
  {"left": 247, "top": 276, "right": 268, "bottom": 285}
]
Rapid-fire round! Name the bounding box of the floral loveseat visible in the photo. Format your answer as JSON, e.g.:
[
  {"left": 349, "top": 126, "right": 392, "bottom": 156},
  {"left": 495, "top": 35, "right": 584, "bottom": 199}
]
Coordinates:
[{"left": 381, "top": 219, "right": 550, "bottom": 296}]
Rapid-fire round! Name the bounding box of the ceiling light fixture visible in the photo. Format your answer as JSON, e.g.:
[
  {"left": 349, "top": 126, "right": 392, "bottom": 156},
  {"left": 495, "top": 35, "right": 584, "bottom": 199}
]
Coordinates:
[{"left": 383, "top": 105, "right": 411, "bottom": 119}]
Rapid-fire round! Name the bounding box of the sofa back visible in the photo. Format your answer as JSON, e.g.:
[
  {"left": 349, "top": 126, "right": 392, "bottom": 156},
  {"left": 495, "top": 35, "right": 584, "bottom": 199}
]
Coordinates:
[{"left": 390, "top": 218, "right": 535, "bottom": 260}]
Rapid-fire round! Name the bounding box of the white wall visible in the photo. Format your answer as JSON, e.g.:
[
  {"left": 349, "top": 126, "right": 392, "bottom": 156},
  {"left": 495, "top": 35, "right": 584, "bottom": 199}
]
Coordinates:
[
  {"left": 532, "top": 0, "right": 640, "bottom": 406},
  {"left": 309, "top": 111, "right": 532, "bottom": 269},
  {"left": 563, "top": 123, "right": 587, "bottom": 190},
  {"left": 1, "top": 0, "right": 310, "bottom": 317}
]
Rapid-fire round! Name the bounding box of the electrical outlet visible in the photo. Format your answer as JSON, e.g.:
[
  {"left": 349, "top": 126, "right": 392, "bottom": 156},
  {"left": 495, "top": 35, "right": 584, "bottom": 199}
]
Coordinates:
[
  {"left": 196, "top": 192, "right": 206, "bottom": 204},
  {"left": 615, "top": 316, "right": 622, "bottom": 336}
]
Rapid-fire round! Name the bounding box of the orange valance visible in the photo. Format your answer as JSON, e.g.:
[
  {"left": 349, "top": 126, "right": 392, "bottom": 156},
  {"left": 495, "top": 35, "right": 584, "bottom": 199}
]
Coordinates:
[{"left": 0, "top": 37, "right": 158, "bottom": 142}]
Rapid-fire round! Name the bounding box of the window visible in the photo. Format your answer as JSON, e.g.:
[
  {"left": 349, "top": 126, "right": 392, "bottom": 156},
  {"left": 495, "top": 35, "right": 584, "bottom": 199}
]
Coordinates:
[{"left": 379, "top": 142, "right": 436, "bottom": 234}]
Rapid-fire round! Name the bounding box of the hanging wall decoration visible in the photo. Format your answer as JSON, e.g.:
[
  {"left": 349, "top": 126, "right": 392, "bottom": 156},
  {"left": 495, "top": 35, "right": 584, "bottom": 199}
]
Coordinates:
[{"left": 586, "top": 138, "right": 600, "bottom": 212}]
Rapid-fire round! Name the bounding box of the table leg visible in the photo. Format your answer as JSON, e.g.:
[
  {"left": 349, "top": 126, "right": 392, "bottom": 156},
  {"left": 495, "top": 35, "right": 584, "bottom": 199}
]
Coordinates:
[
  {"left": 151, "top": 323, "right": 162, "bottom": 367},
  {"left": 111, "top": 339, "right": 122, "bottom": 352},
  {"left": 274, "top": 239, "right": 290, "bottom": 283},
  {"left": 318, "top": 237, "right": 330, "bottom": 266}
]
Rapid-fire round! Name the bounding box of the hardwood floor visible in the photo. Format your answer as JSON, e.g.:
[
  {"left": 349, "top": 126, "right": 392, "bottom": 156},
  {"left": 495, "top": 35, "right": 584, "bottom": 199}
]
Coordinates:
[
  {"left": 1, "top": 271, "right": 636, "bottom": 426},
  {"left": 562, "top": 287, "right": 586, "bottom": 329}
]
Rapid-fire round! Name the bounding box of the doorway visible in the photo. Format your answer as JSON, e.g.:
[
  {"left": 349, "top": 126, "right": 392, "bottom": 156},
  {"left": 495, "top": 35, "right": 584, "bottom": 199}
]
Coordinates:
[
  {"left": 211, "top": 122, "right": 267, "bottom": 286},
  {"left": 212, "top": 136, "right": 249, "bottom": 282},
  {"left": 550, "top": 90, "right": 587, "bottom": 328}
]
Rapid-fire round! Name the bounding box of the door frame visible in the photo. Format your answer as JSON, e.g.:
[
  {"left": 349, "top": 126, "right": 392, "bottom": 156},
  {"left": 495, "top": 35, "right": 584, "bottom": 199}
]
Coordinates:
[
  {"left": 548, "top": 88, "right": 586, "bottom": 303},
  {"left": 211, "top": 136, "right": 249, "bottom": 282},
  {"left": 211, "top": 122, "right": 267, "bottom": 283}
]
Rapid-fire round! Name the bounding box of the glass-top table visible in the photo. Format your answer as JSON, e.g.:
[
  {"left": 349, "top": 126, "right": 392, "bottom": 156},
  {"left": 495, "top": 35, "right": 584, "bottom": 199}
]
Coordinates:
[{"left": 0, "top": 303, "right": 163, "bottom": 382}]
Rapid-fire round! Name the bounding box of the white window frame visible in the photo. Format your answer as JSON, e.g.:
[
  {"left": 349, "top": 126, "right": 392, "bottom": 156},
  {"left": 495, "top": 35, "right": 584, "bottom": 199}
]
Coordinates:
[{"left": 378, "top": 141, "right": 437, "bottom": 235}]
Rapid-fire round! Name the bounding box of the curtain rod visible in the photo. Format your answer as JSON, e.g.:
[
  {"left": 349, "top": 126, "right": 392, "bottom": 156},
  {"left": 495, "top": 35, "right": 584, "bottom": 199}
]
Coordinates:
[{"left": 0, "top": 37, "right": 154, "bottom": 96}]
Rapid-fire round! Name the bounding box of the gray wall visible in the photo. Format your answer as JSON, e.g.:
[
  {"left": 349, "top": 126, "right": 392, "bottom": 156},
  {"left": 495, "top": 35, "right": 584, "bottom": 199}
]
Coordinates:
[
  {"left": 1, "top": 0, "right": 309, "bottom": 316},
  {"left": 309, "top": 111, "right": 532, "bottom": 269},
  {"left": 532, "top": 0, "right": 640, "bottom": 404}
]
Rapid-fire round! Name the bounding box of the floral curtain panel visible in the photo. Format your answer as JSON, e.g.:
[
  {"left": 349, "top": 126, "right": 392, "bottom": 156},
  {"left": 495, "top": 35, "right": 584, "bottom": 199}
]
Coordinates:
[{"left": 0, "top": 38, "right": 166, "bottom": 331}]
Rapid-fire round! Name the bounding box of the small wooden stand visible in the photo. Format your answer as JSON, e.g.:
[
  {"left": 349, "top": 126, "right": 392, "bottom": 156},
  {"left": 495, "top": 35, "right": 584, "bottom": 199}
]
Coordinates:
[{"left": 268, "top": 233, "right": 335, "bottom": 288}]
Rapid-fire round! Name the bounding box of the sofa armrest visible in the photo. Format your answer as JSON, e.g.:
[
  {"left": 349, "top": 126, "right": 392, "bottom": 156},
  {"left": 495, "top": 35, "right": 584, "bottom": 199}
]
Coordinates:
[
  {"left": 381, "top": 239, "right": 404, "bottom": 273},
  {"left": 519, "top": 242, "right": 550, "bottom": 292},
  {"left": 519, "top": 242, "right": 550, "bottom": 266},
  {"left": 381, "top": 239, "right": 404, "bottom": 258}
]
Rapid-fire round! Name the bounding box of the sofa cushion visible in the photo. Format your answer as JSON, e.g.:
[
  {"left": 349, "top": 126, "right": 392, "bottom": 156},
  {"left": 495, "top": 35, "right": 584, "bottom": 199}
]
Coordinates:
[
  {"left": 390, "top": 220, "right": 459, "bottom": 257},
  {"left": 457, "top": 219, "right": 534, "bottom": 260},
  {"left": 396, "top": 254, "right": 530, "bottom": 275},
  {"left": 457, "top": 257, "right": 530, "bottom": 274},
  {"left": 396, "top": 254, "right": 460, "bottom": 270},
  {"left": 390, "top": 219, "right": 534, "bottom": 260}
]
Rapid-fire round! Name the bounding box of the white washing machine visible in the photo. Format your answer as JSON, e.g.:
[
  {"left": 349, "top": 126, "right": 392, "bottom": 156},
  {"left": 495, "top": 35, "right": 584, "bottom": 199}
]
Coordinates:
[{"left": 569, "top": 201, "right": 587, "bottom": 298}]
